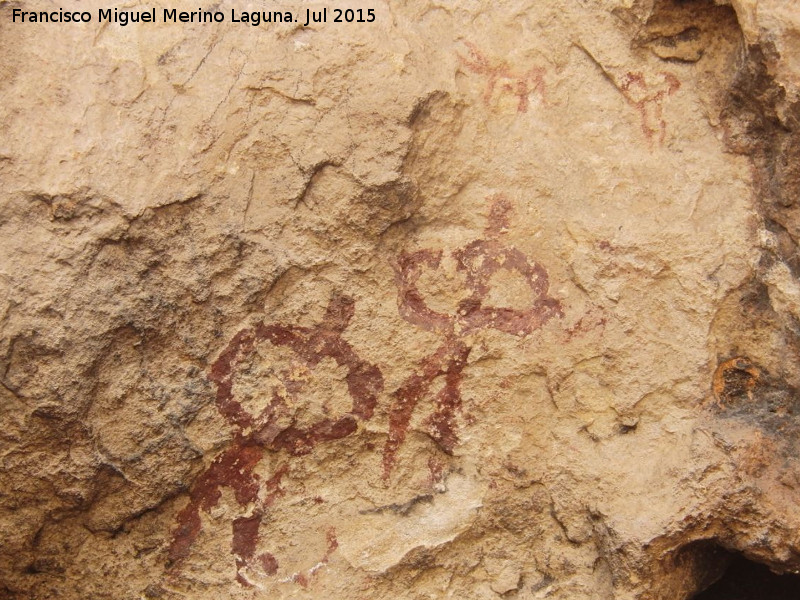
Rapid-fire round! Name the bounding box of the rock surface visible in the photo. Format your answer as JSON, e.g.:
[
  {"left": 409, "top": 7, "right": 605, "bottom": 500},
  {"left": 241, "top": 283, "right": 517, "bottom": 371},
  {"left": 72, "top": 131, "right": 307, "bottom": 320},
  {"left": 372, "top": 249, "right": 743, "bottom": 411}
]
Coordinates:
[{"left": 1, "top": 0, "right": 800, "bottom": 598}]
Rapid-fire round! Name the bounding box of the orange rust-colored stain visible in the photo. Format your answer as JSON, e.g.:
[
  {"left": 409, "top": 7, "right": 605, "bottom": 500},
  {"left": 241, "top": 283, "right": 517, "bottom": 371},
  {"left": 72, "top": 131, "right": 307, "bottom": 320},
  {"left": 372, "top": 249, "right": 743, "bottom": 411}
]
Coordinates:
[{"left": 712, "top": 356, "right": 761, "bottom": 405}]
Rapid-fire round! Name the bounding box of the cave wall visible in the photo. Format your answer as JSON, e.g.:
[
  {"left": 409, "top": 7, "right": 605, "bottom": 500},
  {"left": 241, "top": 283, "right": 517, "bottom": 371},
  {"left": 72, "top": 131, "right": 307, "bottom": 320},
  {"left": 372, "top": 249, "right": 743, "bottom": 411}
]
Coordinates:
[{"left": 1, "top": 1, "right": 800, "bottom": 598}]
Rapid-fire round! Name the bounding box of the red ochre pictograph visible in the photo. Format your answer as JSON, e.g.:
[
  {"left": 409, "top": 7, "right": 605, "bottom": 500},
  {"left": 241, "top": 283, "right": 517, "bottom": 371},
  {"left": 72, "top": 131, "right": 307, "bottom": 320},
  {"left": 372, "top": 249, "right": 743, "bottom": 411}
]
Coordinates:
[
  {"left": 166, "top": 295, "right": 383, "bottom": 587},
  {"left": 620, "top": 71, "right": 681, "bottom": 145},
  {"left": 458, "top": 42, "right": 547, "bottom": 113},
  {"left": 168, "top": 196, "right": 566, "bottom": 586},
  {"left": 382, "top": 195, "right": 564, "bottom": 478}
]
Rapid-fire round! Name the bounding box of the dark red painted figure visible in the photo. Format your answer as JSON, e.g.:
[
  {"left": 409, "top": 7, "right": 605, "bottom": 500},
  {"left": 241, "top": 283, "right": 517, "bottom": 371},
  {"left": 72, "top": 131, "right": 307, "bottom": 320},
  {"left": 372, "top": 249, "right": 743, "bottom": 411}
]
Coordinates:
[
  {"left": 167, "top": 295, "right": 383, "bottom": 586},
  {"left": 167, "top": 198, "right": 564, "bottom": 585},
  {"left": 382, "top": 196, "right": 563, "bottom": 478}
]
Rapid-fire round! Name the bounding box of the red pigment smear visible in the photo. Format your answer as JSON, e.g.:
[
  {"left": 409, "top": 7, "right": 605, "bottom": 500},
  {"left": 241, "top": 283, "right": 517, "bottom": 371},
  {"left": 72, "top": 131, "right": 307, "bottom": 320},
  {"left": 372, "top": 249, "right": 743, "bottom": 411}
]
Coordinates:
[
  {"left": 232, "top": 514, "right": 261, "bottom": 561},
  {"left": 427, "top": 457, "right": 444, "bottom": 485},
  {"left": 259, "top": 553, "right": 279, "bottom": 576},
  {"left": 564, "top": 308, "right": 608, "bottom": 342},
  {"left": 229, "top": 464, "right": 289, "bottom": 586},
  {"left": 325, "top": 528, "right": 339, "bottom": 555},
  {"left": 486, "top": 194, "right": 513, "bottom": 237},
  {"left": 425, "top": 342, "right": 471, "bottom": 453},
  {"left": 168, "top": 442, "right": 264, "bottom": 565},
  {"left": 283, "top": 528, "right": 339, "bottom": 590}
]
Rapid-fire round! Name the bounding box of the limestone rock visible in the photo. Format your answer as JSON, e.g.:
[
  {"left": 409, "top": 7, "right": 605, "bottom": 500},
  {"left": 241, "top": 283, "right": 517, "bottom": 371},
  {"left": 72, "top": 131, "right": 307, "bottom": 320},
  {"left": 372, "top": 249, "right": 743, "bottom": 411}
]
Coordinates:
[{"left": 1, "top": 1, "right": 800, "bottom": 599}]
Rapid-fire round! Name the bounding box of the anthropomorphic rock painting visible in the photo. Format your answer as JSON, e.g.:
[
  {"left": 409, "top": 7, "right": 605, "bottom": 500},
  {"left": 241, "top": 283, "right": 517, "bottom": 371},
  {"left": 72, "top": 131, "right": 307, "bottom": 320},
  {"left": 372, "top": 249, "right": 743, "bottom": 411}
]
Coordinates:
[
  {"left": 382, "top": 195, "right": 563, "bottom": 478},
  {"left": 576, "top": 42, "right": 681, "bottom": 146},
  {"left": 166, "top": 295, "right": 383, "bottom": 587}
]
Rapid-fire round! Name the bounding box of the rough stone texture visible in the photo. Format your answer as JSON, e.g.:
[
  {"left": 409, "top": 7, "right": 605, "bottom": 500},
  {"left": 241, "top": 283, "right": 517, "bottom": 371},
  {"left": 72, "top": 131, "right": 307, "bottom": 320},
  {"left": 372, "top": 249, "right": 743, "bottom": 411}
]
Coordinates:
[{"left": 1, "top": 0, "right": 800, "bottom": 598}]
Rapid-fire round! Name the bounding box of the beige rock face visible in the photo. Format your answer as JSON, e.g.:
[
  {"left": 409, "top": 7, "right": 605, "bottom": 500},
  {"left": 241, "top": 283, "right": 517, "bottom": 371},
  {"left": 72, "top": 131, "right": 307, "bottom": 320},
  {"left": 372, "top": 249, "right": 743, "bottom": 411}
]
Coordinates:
[{"left": 2, "top": 0, "right": 800, "bottom": 598}]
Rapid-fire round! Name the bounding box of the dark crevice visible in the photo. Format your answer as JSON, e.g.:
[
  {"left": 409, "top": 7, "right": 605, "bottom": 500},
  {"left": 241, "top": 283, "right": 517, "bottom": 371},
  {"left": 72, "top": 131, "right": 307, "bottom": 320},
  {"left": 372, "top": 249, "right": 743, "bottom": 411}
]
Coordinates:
[{"left": 691, "top": 553, "right": 800, "bottom": 599}]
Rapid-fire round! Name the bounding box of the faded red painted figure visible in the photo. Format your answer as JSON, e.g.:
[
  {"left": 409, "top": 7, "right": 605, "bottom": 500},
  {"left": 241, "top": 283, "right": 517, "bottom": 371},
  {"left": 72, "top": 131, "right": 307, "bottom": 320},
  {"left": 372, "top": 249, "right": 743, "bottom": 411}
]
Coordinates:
[
  {"left": 620, "top": 71, "right": 680, "bottom": 145},
  {"left": 459, "top": 42, "right": 547, "bottom": 113},
  {"left": 167, "top": 295, "right": 383, "bottom": 587},
  {"left": 383, "top": 196, "right": 563, "bottom": 478}
]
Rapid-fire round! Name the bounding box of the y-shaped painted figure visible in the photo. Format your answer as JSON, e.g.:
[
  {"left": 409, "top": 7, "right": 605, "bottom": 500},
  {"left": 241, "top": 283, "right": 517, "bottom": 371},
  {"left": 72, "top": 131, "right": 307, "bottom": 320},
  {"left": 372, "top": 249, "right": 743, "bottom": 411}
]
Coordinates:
[
  {"left": 620, "top": 71, "right": 681, "bottom": 146},
  {"left": 167, "top": 295, "right": 383, "bottom": 587},
  {"left": 382, "top": 196, "right": 563, "bottom": 478}
]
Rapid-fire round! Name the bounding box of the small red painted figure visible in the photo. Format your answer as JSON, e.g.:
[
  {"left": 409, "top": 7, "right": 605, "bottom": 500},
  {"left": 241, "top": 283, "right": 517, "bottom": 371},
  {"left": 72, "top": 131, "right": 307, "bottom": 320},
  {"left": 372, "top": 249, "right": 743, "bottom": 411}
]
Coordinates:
[
  {"left": 459, "top": 42, "right": 547, "bottom": 113},
  {"left": 620, "top": 71, "right": 680, "bottom": 145},
  {"left": 167, "top": 295, "right": 383, "bottom": 587},
  {"left": 382, "top": 196, "right": 563, "bottom": 478}
]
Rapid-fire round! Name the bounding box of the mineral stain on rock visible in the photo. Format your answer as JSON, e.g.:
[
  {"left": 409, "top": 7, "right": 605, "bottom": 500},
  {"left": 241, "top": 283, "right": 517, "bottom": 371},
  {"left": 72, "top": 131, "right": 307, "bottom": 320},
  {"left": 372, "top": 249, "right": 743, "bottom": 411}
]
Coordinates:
[{"left": 712, "top": 356, "right": 761, "bottom": 406}]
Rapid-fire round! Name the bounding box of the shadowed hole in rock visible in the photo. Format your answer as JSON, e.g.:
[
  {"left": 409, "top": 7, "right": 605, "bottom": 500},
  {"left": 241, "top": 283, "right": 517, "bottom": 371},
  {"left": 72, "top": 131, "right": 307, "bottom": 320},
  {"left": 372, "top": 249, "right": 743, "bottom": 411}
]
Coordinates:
[{"left": 688, "top": 549, "right": 800, "bottom": 599}]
